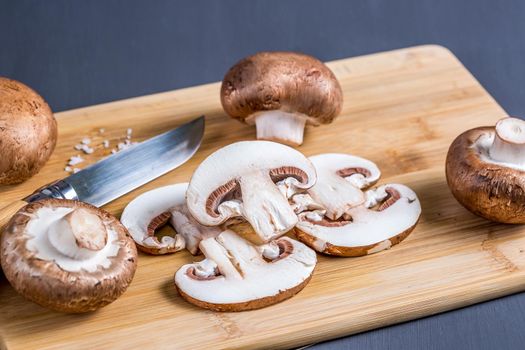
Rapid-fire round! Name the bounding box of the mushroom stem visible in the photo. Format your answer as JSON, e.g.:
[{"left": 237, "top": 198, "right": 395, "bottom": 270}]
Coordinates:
[
  {"left": 170, "top": 205, "right": 221, "bottom": 255},
  {"left": 47, "top": 208, "right": 108, "bottom": 260},
  {"left": 199, "top": 236, "right": 243, "bottom": 280},
  {"left": 238, "top": 170, "right": 298, "bottom": 242},
  {"left": 308, "top": 174, "right": 364, "bottom": 220},
  {"left": 253, "top": 111, "right": 307, "bottom": 146},
  {"left": 489, "top": 117, "right": 525, "bottom": 165}
]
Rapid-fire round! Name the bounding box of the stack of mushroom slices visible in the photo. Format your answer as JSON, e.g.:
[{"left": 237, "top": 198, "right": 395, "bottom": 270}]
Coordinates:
[
  {"left": 292, "top": 153, "right": 421, "bottom": 256},
  {"left": 1, "top": 199, "right": 137, "bottom": 313},
  {"left": 122, "top": 141, "right": 421, "bottom": 312},
  {"left": 122, "top": 141, "right": 319, "bottom": 311}
]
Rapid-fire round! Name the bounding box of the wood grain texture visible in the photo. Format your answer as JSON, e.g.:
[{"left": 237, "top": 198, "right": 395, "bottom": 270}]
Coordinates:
[
  {"left": 0, "top": 45, "right": 515, "bottom": 350},
  {"left": 0, "top": 200, "right": 27, "bottom": 234}
]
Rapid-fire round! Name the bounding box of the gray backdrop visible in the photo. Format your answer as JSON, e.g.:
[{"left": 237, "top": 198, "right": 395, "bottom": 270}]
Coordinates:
[{"left": 1, "top": 1, "right": 524, "bottom": 349}]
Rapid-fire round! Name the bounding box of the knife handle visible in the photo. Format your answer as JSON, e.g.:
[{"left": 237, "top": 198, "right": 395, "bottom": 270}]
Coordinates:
[{"left": 0, "top": 200, "right": 27, "bottom": 234}]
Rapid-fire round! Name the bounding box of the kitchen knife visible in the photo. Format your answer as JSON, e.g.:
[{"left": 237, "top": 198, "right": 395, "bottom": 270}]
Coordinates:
[{"left": 0, "top": 116, "right": 205, "bottom": 231}]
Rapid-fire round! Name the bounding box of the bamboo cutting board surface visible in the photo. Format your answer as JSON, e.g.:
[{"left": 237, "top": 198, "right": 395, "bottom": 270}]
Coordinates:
[{"left": 0, "top": 45, "right": 518, "bottom": 350}]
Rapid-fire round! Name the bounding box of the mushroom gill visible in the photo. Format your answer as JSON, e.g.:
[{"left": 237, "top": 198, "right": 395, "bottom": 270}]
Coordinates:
[
  {"left": 269, "top": 166, "right": 309, "bottom": 184},
  {"left": 205, "top": 179, "right": 241, "bottom": 217},
  {"left": 337, "top": 167, "right": 372, "bottom": 178}
]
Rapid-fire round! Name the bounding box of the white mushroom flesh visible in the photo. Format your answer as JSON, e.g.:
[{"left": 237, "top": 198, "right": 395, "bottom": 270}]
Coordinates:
[
  {"left": 473, "top": 117, "right": 525, "bottom": 168},
  {"left": 307, "top": 153, "right": 381, "bottom": 220},
  {"left": 192, "top": 259, "right": 219, "bottom": 279},
  {"left": 187, "top": 141, "right": 317, "bottom": 242},
  {"left": 121, "top": 183, "right": 220, "bottom": 254},
  {"left": 25, "top": 207, "right": 120, "bottom": 273},
  {"left": 47, "top": 208, "right": 107, "bottom": 260},
  {"left": 236, "top": 170, "right": 298, "bottom": 241},
  {"left": 248, "top": 110, "right": 309, "bottom": 146},
  {"left": 297, "top": 184, "right": 421, "bottom": 252},
  {"left": 175, "top": 230, "right": 316, "bottom": 304}
]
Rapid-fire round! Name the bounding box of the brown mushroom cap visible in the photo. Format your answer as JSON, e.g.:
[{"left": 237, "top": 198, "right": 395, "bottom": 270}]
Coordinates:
[
  {"left": 220, "top": 51, "right": 343, "bottom": 125},
  {"left": 446, "top": 126, "right": 525, "bottom": 223},
  {"left": 0, "top": 77, "right": 57, "bottom": 185},
  {"left": 0, "top": 199, "right": 137, "bottom": 313}
]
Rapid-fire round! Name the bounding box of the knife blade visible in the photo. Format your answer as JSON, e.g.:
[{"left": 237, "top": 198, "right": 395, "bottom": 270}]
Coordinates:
[
  {"left": 0, "top": 116, "right": 204, "bottom": 233},
  {"left": 25, "top": 116, "right": 205, "bottom": 207}
]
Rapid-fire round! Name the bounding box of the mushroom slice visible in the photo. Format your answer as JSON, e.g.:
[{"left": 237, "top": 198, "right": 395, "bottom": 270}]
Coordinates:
[
  {"left": 0, "top": 199, "right": 137, "bottom": 313},
  {"left": 220, "top": 52, "right": 343, "bottom": 146},
  {"left": 295, "top": 184, "right": 421, "bottom": 256},
  {"left": 174, "top": 229, "right": 316, "bottom": 312},
  {"left": 446, "top": 117, "right": 525, "bottom": 223},
  {"left": 186, "top": 141, "right": 317, "bottom": 243},
  {"left": 121, "top": 183, "right": 220, "bottom": 255},
  {"left": 306, "top": 153, "right": 381, "bottom": 220}
]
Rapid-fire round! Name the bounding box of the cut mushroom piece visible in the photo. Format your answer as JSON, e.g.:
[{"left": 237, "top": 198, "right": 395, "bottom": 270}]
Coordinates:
[
  {"left": 0, "top": 199, "right": 137, "bottom": 313},
  {"left": 186, "top": 141, "right": 317, "bottom": 243},
  {"left": 295, "top": 184, "right": 421, "bottom": 256},
  {"left": 174, "top": 229, "right": 316, "bottom": 312},
  {"left": 446, "top": 117, "right": 525, "bottom": 223},
  {"left": 121, "top": 183, "right": 221, "bottom": 255},
  {"left": 220, "top": 52, "right": 343, "bottom": 146},
  {"left": 306, "top": 153, "right": 381, "bottom": 220}
]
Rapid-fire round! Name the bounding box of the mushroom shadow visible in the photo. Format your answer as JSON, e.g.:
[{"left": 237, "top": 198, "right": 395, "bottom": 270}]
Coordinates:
[
  {"left": 0, "top": 286, "right": 99, "bottom": 335},
  {"left": 409, "top": 174, "right": 507, "bottom": 240},
  {"left": 160, "top": 278, "right": 199, "bottom": 311}
]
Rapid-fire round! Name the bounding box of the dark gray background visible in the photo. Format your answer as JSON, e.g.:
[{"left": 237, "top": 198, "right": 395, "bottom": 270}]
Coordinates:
[{"left": 1, "top": 1, "right": 524, "bottom": 349}]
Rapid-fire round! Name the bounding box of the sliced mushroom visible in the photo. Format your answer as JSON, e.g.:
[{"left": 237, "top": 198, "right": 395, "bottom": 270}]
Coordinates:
[
  {"left": 446, "top": 117, "right": 525, "bottom": 223},
  {"left": 293, "top": 153, "right": 421, "bottom": 256},
  {"left": 174, "top": 229, "right": 316, "bottom": 312},
  {"left": 186, "top": 141, "right": 317, "bottom": 243},
  {"left": 0, "top": 77, "right": 57, "bottom": 185},
  {"left": 220, "top": 52, "right": 343, "bottom": 146},
  {"left": 121, "top": 183, "right": 221, "bottom": 255},
  {"left": 0, "top": 199, "right": 137, "bottom": 313},
  {"left": 307, "top": 153, "right": 381, "bottom": 220}
]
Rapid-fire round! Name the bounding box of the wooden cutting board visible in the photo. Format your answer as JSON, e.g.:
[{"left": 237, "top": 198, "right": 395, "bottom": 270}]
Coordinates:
[{"left": 0, "top": 45, "right": 518, "bottom": 350}]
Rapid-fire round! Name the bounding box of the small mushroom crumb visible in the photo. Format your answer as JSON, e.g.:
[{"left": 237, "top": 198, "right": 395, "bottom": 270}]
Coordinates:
[
  {"left": 115, "top": 141, "right": 138, "bottom": 153},
  {"left": 64, "top": 166, "right": 72, "bottom": 172},
  {"left": 64, "top": 126, "right": 138, "bottom": 173},
  {"left": 68, "top": 155, "right": 84, "bottom": 166},
  {"left": 80, "top": 144, "right": 94, "bottom": 154},
  {"left": 73, "top": 168, "right": 81, "bottom": 173}
]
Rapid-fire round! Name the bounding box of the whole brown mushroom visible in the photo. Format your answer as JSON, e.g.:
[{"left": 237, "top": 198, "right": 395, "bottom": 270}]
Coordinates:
[
  {"left": 446, "top": 117, "right": 525, "bottom": 223},
  {"left": 0, "top": 77, "right": 57, "bottom": 185},
  {"left": 0, "top": 199, "right": 137, "bottom": 313},
  {"left": 220, "top": 52, "right": 343, "bottom": 146}
]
